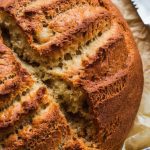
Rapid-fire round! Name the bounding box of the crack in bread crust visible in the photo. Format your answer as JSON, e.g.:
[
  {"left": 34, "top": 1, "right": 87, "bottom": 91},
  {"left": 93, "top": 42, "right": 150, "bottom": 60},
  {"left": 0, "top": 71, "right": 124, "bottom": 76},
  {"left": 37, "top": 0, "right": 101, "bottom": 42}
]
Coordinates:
[
  {"left": 0, "top": 43, "right": 34, "bottom": 112},
  {"left": 0, "top": 85, "right": 48, "bottom": 141},
  {"left": 0, "top": 42, "right": 72, "bottom": 150},
  {"left": 0, "top": 0, "right": 144, "bottom": 150}
]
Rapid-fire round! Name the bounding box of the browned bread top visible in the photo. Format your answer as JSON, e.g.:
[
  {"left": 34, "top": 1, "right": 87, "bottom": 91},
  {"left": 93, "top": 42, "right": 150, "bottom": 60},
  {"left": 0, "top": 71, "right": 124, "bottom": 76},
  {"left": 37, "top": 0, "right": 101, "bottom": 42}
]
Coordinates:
[
  {"left": 0, "top": 0, "right": 143, "bottom": 150},
  {"left": 0, "top": 43, "right": 33, "bottom": 110},
  {"left": 0, "top": 42, "right": 73, "bottom": 150},
  {"left": 0, "top": 0, "right": 112, "bottom": 59}
]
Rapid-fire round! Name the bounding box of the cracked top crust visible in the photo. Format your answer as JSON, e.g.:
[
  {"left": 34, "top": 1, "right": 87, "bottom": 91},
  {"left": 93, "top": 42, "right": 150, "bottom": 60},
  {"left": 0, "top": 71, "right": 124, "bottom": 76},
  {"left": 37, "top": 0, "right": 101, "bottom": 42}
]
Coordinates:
[
  {"left": 0, "top": 43, "right": 33, "bottom": 110},
  {"left": 0, "top": 44, "right": 31, "bottom": 94},
  {"left": 0, "top": 0, "right": 111, "bottom": 56},
  {"left": 0, "top": 0, "right": 143, "bottom": 150}
]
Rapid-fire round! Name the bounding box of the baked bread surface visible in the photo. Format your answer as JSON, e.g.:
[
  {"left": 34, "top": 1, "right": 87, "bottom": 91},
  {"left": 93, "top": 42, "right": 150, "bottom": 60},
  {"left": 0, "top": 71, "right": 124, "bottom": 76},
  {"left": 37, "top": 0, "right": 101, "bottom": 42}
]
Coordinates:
[{"left": 0, "top": 0, "right": 143, "bottom": 149}]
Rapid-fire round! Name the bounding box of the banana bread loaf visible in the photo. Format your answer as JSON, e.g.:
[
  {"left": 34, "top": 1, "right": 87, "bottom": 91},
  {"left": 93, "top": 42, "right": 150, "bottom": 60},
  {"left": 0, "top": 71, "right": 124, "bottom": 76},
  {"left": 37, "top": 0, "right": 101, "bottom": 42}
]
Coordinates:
[{"left": 0, "top": 0, "right": 143, "bottom": 149}]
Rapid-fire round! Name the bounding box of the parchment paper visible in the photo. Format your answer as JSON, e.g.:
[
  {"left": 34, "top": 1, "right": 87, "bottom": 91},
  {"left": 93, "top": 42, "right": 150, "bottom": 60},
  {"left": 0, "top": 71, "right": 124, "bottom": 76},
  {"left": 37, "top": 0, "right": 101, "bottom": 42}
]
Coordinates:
[{"left": 112, "top": 0, "right": 150, "bottom": 149}]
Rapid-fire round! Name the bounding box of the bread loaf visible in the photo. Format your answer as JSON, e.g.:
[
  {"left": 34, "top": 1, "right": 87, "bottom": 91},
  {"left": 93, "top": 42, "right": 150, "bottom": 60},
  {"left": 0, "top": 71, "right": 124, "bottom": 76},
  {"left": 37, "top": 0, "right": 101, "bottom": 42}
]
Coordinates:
[{"left": 0, "top": 0, "right": 143, "bottom": 149}]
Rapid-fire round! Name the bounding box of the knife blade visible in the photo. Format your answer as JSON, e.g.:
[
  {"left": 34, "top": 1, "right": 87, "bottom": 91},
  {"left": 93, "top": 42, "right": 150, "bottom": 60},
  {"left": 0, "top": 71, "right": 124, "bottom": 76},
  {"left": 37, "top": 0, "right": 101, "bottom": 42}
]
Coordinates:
[{"left": 131, "top": 0, "right": 150, "bottom": 25}]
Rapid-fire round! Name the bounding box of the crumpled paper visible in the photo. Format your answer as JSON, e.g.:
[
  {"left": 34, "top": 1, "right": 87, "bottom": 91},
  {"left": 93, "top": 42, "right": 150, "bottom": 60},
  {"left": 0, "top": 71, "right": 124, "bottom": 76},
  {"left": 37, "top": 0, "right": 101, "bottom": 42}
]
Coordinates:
[{"left": 112, "top": 0, "right": 150, "bottom": 149}]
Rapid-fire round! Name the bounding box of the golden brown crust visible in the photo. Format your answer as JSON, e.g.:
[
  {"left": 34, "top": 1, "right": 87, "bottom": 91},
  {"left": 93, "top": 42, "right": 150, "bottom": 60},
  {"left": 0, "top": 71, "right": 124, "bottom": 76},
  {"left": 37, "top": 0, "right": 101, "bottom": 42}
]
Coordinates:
[
  {"left": 74, "top": 0, "right": 143, "bottom": 149},
  {"left": 63, "top": 139, "right": 88, "bottom": 150},
  {"left": 0, "top": 0, "right": 111, "bottom": 58},
  {"left": 2, "top": 104, "right": 71, "bottom": 150},
  {"left": 61, "top": 24, "right": 127, "bottom": 80},
  {"left": 0, "top": 43, "right": 33, "bottom": 110},
  {"left": 0, "top": 87, "right": 48, "bottom": 140},
  {"left": 0, "top": 41, "right": 72, "bottom": 149},
  {"left": 0, "top": 0, "right": 144, "bottom": 150}
]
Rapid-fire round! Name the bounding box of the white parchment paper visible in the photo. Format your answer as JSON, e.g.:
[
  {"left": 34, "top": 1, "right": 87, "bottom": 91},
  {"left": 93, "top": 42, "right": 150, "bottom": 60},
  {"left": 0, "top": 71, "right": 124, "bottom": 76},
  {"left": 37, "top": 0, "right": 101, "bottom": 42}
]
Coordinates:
[{"left": 112, "top": 0, "right": 150, "bottom": 149}]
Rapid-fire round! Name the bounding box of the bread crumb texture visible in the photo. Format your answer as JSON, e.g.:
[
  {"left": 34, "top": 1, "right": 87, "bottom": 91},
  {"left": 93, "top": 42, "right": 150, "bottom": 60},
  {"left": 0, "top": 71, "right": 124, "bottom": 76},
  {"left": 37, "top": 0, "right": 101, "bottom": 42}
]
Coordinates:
[{"left": 0, "top": 0, "right": 143, "bottom": 150}]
